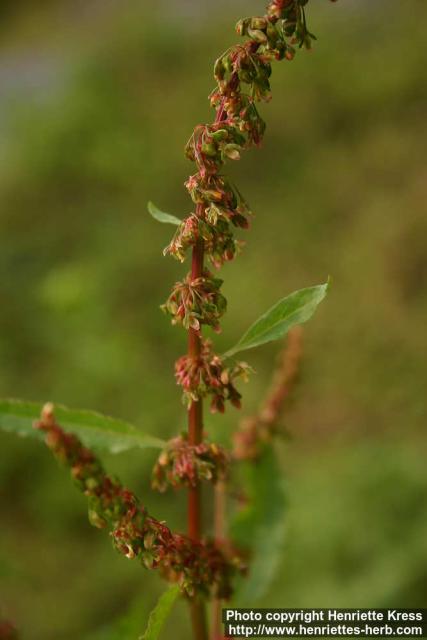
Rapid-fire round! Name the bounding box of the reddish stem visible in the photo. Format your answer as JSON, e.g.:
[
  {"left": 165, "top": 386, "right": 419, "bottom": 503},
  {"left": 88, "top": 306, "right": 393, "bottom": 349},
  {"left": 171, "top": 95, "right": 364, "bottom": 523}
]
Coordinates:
[
  {"left": 188, "top": 233, "right": 205, "bottom": 541},
  {"left": 188, "top": 101, "right": 225, "bottom": 640},
  {"left": 188, "top": 398, "right": 203, "bottom": 540},
  {"left": 188, "top": 212, "right": 208, "bottom": 640}
]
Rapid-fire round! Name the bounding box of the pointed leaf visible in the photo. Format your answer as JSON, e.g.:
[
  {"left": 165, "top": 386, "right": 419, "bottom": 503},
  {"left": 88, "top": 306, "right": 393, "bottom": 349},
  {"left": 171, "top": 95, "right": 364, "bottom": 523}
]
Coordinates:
[
  {"left": 140, "top": 585, "right": 180, "bottom": 640},
  {"left": 225, "top": 281, "right": 329, "bottom": 357},
  {"left": 0, "top": 399, "right": 165, "bottom": 454},
  {"left": 231, "top": 445, "right": 287, "bottom": 603},
  {"left": 147, "top": 201, "right": 181, "bottom": 226}
]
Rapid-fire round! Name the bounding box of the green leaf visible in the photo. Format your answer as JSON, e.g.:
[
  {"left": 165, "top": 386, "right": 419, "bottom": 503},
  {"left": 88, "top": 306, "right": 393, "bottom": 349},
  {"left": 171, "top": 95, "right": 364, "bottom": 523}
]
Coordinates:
[
  {"left": 231, "top": 445, "right": 287, "bottom": 603},
  {"left": 225, "top": 281, "right": 329, "bottom": 357},
  {"left": 147, "top": 201, "right": 181, "bottom": 226},
  {"left": 140, "top": 585, "right": 180, "bottom": 640},
  {"left": 0, "top": 399, "right": 165, "bottom": 454}
]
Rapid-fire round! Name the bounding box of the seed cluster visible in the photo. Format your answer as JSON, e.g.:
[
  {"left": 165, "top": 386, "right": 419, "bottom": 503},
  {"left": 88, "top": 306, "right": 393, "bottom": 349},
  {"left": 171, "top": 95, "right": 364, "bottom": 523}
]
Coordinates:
[
  {"left": 175, "top": 338, "right": 251, "bottom": 413},
  {"left": 34, "top": 404, "right": 238, "bottom": 598},
  {"left": 164, "top": 0, "right": 322, "bottom": 411},
  {"left": 152, "top": 435, "right": 229, "bottom": 492},
  {"left": 162, "top": 270, "right": 226, "bottom": 333}
]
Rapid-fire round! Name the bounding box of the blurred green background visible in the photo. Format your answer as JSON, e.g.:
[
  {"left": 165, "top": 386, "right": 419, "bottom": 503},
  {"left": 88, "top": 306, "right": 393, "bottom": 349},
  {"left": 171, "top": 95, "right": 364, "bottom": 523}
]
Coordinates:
[{"left": 1, "top": 0, "right": 426, "bottom": 638}]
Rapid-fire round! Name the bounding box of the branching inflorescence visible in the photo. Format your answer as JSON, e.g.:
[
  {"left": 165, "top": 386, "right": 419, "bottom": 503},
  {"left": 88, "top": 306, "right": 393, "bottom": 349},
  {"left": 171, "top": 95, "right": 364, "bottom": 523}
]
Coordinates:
[
  {"left": 157, "top": 2, "right": 333, "bottom": 635},
  {"left": 35, "top": 404, "right": 239, "bottom": 599}
]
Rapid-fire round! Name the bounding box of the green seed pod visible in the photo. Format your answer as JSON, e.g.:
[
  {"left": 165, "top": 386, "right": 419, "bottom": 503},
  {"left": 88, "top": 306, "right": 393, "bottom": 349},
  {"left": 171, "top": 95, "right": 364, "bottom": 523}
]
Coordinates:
[
  {"left": 239, "top": 69, "right": 254, "bottom": 84},
  {"left": 206, "top": 204, "right": 221, "bottom": 225},
  {"left": 144, "top": 531, "right": 156, "bottom": 550},
  {"left": 247, "top": 28, "right": 268, "bottom": 44},
  {"left": 185, "top": 141, "right": 196, "bottom": 161},
  {"left": 274, "top": 41, "right": 287, "bottom": 60},
  {"left": 229, "top": 190, "right": 238, "bottom": 209},
  {"left": 223, "top": 144, "right": 241, "bottom": 161},
  {"left": 236, "top": 17, "right": 250, "bottom": 36},
  {"left": 201, "top": 143, "right": 218, "bottom": 157},
  {"left": 212, "top": 129, "right": 229, "bottom": 141},
  {"left": 223, "top": 56, "right": 233, "bottom": 73},
  {"left": 266, "top": 22, "right": 279, "bottom": 46},
  {"left": 214, "top": 57, "right": 225, "bottom": 80},
  {"left": 141, "top": 551, "right": 155, "bottom": 570},
  {"left": 85, "top": 477, "right": 99, "bottom": 491},
  {"left": 88, "top": 508, "right": 107, "bottom": 529},
  {"left": 304, "top": 34, "right": 312, "bottom": 49},
  {"left": 251, "top": 16, "right": 267, "bottom": 30}
]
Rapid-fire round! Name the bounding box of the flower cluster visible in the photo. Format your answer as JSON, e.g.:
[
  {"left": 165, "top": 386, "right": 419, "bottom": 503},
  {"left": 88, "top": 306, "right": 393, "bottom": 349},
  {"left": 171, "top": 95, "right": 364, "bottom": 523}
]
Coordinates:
[
  {"left": 164, "top": 215, "right": 241, "bottom": 268},
  {"left": 266, "top": 0, "right": 318, "bottom": 49},
  {"left": 185, "top": 172, "right": 251, "bottom": 230},
  {"left": 164, "top": 1, "right": 323, "bottom": 420},
  {"left": 175, "top": 339, "right": 251, "bottom": 413},
  {"left": 162, "top": 270, "right": 226, "bottom": 332},
  {"left": 152, "top": 435, "right": 229, "bottom": 492},
  {"left": 34, "top": 404, "right": 240, "bottom": 598}
]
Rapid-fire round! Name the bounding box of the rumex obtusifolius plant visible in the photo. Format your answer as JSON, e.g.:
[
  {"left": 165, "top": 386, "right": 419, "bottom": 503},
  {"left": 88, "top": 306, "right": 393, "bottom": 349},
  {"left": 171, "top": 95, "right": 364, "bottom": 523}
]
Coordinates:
[{"left": 0, "top": 1, "right": 335, "bottom": 638}]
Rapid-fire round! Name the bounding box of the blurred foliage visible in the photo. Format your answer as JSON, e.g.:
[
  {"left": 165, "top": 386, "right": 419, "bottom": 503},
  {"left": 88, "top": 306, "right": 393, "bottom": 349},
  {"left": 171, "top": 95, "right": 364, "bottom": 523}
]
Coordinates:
[
  {"left": 0, "top": 0, "right": 426, "bottom": 638},
  {"left": 231, "top": 446, "right": 287, "bottom": 604}
]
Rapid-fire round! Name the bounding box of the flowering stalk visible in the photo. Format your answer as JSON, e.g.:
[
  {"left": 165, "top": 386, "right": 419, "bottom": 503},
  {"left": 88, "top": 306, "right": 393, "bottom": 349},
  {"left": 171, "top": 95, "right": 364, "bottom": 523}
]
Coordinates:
[
  {"left": 34, "top": 404, "right": 238, "bottom": 599},
  {"left": 159, "top": 2, "right": 334, "bottom": 637}
]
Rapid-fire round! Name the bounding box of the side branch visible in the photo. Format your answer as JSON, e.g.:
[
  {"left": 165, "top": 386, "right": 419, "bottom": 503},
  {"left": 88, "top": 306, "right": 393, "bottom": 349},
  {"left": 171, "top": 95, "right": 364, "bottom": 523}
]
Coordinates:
[
  {"left": 233, "top": 326, "right": 303, "bottom": 460},
  {"left": 34, "top": 403, "right": 238, "bottom": 600}
]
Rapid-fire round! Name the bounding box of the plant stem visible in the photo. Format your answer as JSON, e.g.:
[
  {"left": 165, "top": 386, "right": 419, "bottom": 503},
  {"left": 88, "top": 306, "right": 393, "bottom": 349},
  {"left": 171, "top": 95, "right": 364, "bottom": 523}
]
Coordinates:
[
  {"left": 188, "top": 231, "right": 204, "bottom": 541},
  {"left": 190, "top": 601, "right": 208, "bottom": 640},
  {"left": 188, "top": 101, "right": 226, "bottom": 640},
  {"left": 188, "top": 217, "right": 208, "bottom": 640}
]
